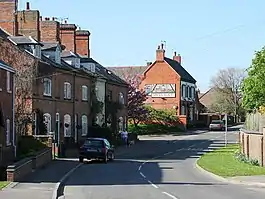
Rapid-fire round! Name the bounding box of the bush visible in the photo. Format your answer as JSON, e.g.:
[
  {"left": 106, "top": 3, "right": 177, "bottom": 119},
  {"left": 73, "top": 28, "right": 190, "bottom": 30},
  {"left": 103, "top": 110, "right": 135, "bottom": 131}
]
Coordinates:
[
  {"left": 16, "top": 136, "right": 47, "bottom": 160},
  {"left": 234, "top": 150, "right": 260, "bottom": 166},
  {"left": 128, "top": 123, "right": 181, "bottom": 135},
  {"left": 145, "top": 107, "right": 179, "bottom": 125}
]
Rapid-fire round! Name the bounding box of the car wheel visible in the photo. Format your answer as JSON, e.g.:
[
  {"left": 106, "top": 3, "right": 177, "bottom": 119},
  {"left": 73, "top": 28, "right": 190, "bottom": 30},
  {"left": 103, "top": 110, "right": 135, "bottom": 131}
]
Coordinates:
[
  {"left": 79, "top": 157, "right": 84, "bottom": 163},
  {"left": 103, "top": 154, "right": 108, "bottom": 163},
  {"left": 109, "top": 152, "right": 114, "bottom": 161}
]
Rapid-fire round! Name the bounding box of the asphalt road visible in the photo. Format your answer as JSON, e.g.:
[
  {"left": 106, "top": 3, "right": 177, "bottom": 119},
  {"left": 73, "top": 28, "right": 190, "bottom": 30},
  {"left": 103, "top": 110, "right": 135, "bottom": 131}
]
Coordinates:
[{"left": 63, "top": 127, "right": 265, "bottom": 199}]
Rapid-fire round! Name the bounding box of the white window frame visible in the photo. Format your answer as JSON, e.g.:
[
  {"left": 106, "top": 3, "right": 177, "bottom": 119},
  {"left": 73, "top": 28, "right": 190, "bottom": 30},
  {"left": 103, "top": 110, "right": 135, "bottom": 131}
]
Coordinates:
[
  {"left": 119, "top": 92, "right": 125, "bottom": 104},
  {"left": 6, "top": 119, "right": 11, "bottom": 146},
  {"left": 82, "top": 85, "right": 88, "bottom": 101},
  {"left": 43, "top": 113, "right": 52, "bottom": 134},
  {"left": 81, "top": 115, "right": 88, "bottom": 136},
  {"left": 64, "top": 82, "right": 72, "bottom": 99},
  {"left": 64, "top": 114, "right": 71, "bottom": 137},
  {"left": 43, "top": 78, "right": 52, "bottom": 96},
  {"left": 6, "top": 71, "right": 11, "bottom": 92}
]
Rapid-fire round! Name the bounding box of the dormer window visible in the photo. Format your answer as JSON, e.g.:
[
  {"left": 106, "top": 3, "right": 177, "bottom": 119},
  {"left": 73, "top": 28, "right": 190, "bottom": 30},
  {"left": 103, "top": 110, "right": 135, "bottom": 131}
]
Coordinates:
[
  {"left": 33, "top": 45, "right": 41, "bottom": 58},
  {"left": 55, "top": 47, "right": 61, "bottom": 64}
]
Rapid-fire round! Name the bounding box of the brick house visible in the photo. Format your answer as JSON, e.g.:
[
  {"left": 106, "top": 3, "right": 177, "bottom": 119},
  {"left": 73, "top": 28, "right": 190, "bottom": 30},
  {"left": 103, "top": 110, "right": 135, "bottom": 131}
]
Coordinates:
[
  {"left": 0, "top": 1, "right": 129, "bottom": 137},
  {"left": 0, "top": 59, "right": 15, "bottom": 167},
  {"left": 108, "top": 44, "right": 197, "bottom": 123},
  {"left": 81, "top": 57, "right": 129, "bottom": 132}
]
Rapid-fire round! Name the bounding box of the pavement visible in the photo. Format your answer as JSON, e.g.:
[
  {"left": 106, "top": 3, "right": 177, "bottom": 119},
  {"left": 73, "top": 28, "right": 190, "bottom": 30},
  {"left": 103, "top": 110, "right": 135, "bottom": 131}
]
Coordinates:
[{"left": 1, "top": 125, "right": 265, "bottom": 199}]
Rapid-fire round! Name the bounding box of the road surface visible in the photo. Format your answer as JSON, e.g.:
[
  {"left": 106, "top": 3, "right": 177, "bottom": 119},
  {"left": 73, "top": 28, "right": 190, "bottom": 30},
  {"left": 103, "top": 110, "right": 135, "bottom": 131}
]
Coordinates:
[{"left": 63, "top": 127, "right": 265, "bottom": 199}]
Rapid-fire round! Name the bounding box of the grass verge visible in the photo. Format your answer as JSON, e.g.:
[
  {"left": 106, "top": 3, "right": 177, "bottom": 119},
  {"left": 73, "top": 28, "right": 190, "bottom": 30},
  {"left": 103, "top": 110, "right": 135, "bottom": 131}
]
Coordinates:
[
  {"left": 0, "top": 181, "right": 9, "bottom": 190},
  {"left": 197, "top": 144, "right": 265, "bottom": 177}
]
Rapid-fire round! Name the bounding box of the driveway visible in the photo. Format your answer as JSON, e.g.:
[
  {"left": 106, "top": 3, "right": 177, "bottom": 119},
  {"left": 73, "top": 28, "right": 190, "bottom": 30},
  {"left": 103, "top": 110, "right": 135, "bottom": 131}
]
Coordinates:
[{"left": 63, "top": 127, "right": 265, "bottom": 199}]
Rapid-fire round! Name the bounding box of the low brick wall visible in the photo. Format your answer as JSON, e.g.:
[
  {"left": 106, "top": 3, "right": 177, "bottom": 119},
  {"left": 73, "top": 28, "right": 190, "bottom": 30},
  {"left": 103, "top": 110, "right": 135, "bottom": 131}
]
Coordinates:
[
  {"left": 6, "top": 148, "right": 52, "bottom": 182},
  {"left": 239, "top": 128, "right": 265, "bottom": 166}
]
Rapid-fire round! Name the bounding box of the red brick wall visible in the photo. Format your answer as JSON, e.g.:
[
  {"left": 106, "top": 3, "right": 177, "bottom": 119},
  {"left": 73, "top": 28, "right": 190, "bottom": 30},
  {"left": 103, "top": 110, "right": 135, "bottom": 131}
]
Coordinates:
[
  {"left": 60, "top": 24, "right": 76, "bottom": 52},
  {"left": 0, "top": 0, "right": 17, "bottom": 35},
  {"left": 17, "top": 10, "right": 40, "bottom": 40},
  {"left": 139, "top": 61, "right": 181, "bottom": 115},
  {"left": 0, "top": 68, "right": 14, "bottom": 146},
  {"left": 40, "top": 19, "right": 60, "bottom": 43},
  {"left": 76, "top": 30, "right": 90, "bottom": 57}
]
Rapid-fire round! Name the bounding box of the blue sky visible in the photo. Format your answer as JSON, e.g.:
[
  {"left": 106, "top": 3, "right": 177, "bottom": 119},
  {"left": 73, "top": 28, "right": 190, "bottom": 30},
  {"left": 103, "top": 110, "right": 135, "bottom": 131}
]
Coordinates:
[{"left": 24, "top": 0, "right": 265, "bottom": 92}]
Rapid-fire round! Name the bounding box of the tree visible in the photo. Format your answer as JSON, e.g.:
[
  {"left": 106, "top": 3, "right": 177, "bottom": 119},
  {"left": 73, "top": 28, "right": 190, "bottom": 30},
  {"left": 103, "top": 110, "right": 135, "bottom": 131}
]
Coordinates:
[
  {"left": 210, "top": 67, "right": 246, "bottom": 118},
  {"left": 241, "top": 46, "right": 265, "bottom": 111},
  {"left": 127, "top": 81, "right": 149, "bottom": 127}
]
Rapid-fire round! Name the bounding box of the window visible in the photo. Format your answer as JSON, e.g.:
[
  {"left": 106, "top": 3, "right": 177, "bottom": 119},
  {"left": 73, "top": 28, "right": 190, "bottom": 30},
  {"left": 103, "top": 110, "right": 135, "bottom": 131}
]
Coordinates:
[
  {"left": 64, "top": 114, "right": 71, "bottom": 137},
  {"left": 81, "top": 115, "right": 88, "bottom": 136},
  {"left": 181, "top": 85, "right": 185, "bottom": 97},
  {"left": 43, "top": 78, "right": 52, "bottom": 96},
  {"left": 188, "top": 86, "right": 192, "bottom": 98},
  {"left": 181, "top": 105, "right": 185, "bottom": 115},
  {"left": 107, "top": 90, "right": 112, "bottom": 101},
  {"left": 119, "top": 92, "right": 125, "bottom": 104},
  {"left": 43, "top": 113, "right": 52, "bottom": 134},
  {"left": 6, "top": 71, "right": 11, "bottom": 92},
  {"left": 82, "top": 85, "right": 88, "bottom": 101},
  {"left": 64, "top": 82, "right": 71, "bottom": 99},
  {"left": 6, "top": 119, "right": 10, "bottom": 145}
]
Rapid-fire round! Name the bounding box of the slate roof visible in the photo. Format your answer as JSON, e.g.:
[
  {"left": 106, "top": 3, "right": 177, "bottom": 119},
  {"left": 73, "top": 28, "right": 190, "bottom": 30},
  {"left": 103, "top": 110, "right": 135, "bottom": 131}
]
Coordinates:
[
  {"left": 164, "top": 57, "right": 196, "bottom": 83},
  {"left": 0, "top": 28, "right": 10, "bottom": 39},
  {"left": 61, "top": 50, "right": 80, "bottom": 58},
  {"left": 81, "top": 57, "right": 128, "bottom": 86},
  {"left": 106, "top": 66, "right": 147, "bottom": 82},
  {"left": 41, "top": 42, "right": 60, "bottom": 51},
  {"left": 8, "top": 36, "right": 43, "bottom": 46},
  {"left": 0, "top": 60, "right": 15, "bottom": 73}
]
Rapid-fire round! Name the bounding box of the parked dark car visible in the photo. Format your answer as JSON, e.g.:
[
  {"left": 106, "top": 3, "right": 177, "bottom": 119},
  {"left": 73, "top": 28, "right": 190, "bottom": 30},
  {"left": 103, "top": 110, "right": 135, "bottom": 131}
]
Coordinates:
[
  {"left": 79, "top": 138, "right": 115, "bottom": 163},
  {"left": 209, "top": 120, "right": 225, "bottom": 131}
]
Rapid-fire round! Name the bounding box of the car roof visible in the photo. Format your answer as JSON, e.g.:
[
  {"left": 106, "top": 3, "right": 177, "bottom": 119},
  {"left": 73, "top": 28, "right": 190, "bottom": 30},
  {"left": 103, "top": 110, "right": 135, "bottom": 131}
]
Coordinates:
[{"left": 86, "top": 137, "right": 105, "bottom": 141}]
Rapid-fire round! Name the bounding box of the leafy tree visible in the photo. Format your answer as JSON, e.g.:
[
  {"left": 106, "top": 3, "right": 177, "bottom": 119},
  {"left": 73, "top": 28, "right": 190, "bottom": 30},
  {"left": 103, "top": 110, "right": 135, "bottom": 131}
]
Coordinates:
[
  {"left": 242, "top": 46, "right": 265, "bottom": 110},
  {"left": 210, "top": 67, "right": 246, "bottom": 118},
  {"left": 127, "top": 82, "right": 149, "bottom": 127}
]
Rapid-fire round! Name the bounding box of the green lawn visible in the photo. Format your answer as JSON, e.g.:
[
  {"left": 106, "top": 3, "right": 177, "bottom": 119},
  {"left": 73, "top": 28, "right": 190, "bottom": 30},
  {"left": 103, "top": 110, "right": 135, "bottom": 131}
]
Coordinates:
[
  {"left": 0, "top": 181, "right": 9, "bottom": 190},
  {"left": 197, "top": 144, "right": 265, "bottom": 177}
]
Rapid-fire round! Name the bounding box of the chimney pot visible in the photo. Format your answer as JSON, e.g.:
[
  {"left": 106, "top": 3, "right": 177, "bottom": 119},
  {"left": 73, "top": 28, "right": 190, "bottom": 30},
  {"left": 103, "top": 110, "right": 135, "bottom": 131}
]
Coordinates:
[
  {"left": 26, "top": 2, "right": 30, "bottom": 10},
  {"left": 52, "top": 17, "right": 55, "bottom": 21},
  {"left": 158, "top": 45, "right": 160, "bottom": 50},
  {"left": 161, "top": 43, "right": 164, "bottom": 49},
  {"left": 65, "top": 20, "right": 67, "bottom": 24},
  {"left": 174, "top": 51, "right": 176, "bottom": 56},
  {"left": 40, "top": 16, "right": 42, "bottom": 21}
]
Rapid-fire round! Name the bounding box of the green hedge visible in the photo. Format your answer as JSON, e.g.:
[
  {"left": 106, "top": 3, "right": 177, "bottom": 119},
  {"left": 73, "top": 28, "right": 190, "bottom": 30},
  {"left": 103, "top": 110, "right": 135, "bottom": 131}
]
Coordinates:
[
  {"left": 128, "top": 123, "right": 182, "bottom": 135},
  {"left": 16, "top": 136, "right": 47, "bottom": 160}
]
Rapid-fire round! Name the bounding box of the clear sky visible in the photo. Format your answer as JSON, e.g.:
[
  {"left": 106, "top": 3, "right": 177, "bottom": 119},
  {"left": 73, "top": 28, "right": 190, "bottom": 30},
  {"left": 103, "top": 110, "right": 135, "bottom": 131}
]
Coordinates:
[{"left": 23, "top": 0, "right": 265, "bottom": 92}]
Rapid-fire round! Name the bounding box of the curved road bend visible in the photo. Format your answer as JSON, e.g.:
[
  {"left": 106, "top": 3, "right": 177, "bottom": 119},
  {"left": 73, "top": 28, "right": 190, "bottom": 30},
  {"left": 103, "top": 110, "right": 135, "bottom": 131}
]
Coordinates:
[{"left": 63, "top": 129, "right": 265, "bottom": 199}]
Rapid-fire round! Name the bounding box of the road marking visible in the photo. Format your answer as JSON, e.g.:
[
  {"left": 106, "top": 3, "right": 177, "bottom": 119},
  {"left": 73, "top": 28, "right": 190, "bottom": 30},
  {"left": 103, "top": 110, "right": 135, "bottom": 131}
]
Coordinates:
[
  {"left": 148, "top": 180, "right": 159, "bottom": 188},
  {"left": 162, "top": 191, "right": 179, "bottom": 199},
  {"left": 140, "top": 172, "right": 146, "bottom": 178},
  {"left": 138, "top": 132, "right": 232, "bottom": 199}
]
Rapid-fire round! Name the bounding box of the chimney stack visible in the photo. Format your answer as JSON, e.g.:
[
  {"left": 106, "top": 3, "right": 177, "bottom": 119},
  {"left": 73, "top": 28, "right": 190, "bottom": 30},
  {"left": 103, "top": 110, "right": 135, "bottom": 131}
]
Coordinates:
[
  {"left": 76, "top": 30, "right": 91, "bottom": 57},
  {"left": 40, "top": 17, "right": 60, "bottom": 43},
  {"left": 60, "top": 23, "right": 77, "bottom": 52},
  {"left": 156, "top": 44, "right": 165, "bottom": 62},
  {"left": 173, "top": 52, "right": 181, "bottom": 65},
  {"left": 26, "top": 2, "right": 30, "bottom": 10}
]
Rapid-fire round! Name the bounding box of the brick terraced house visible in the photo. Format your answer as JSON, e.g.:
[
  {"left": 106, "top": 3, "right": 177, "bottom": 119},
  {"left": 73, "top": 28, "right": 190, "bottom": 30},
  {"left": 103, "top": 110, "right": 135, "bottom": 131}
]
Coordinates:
[
  {"left": 0, "top": 59, "right": 15, "bottom": 167},
  {"left": 0, "top": 0, "right": 129, "bottom": 147}
]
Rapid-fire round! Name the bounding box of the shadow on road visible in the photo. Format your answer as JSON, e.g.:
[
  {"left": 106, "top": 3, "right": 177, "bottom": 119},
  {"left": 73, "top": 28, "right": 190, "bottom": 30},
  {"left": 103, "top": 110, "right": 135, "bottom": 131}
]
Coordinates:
[{"left": 14, "top": 130, "right": 237, "bottom": 190}]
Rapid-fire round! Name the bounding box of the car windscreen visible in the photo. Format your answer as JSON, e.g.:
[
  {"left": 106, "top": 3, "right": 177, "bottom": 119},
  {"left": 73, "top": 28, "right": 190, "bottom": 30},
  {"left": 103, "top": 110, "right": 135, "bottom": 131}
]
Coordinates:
[
  {"left": 211, "top": 120, "right": 222, "bottom": 124},
  {"left": 84, "top": 139, "right": 104, "bottom": 148}
]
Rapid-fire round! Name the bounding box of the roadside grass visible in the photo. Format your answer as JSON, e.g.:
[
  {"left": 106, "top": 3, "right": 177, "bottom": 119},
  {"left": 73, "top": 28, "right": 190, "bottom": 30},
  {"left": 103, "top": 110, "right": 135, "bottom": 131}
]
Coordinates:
[
  {"left": 197, "top": 144, "right": 265, "bottom": 177},
  {"left": 0, "top": 181, "right": 9, "bottom": 190}
]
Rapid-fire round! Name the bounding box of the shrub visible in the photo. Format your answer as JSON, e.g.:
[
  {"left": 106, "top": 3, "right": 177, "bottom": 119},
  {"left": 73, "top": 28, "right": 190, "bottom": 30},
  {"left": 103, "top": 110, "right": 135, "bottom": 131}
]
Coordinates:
[
  {"left": 16, "top": 136, "right": 47, "bottom": 160},
  {"left": 128, "top": 123, "right": 181, "bottom": 135},
  {"left": 234, "top": 150, "right": 260, "bottom": 166}
]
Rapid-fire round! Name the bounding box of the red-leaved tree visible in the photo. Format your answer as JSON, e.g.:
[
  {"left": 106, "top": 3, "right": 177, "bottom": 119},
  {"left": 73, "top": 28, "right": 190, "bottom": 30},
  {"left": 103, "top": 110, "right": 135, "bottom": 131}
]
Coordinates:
[{"left": 125, "top": 73, "right": 149, "bottom": 127}]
